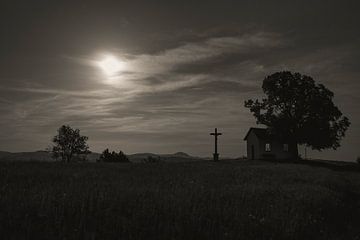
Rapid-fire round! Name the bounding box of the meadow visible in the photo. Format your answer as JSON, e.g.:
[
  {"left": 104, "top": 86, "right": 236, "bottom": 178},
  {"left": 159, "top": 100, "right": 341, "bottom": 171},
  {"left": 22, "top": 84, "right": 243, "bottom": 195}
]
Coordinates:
[{"left": 0, "top": 160, "right": 359, "bottom": 239}]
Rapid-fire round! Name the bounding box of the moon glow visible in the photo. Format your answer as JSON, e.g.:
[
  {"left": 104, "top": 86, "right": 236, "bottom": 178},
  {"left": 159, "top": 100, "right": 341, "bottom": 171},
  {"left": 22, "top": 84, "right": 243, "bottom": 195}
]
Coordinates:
[{"left": 97, "top": 55, "right": 125, "bottom": 77}]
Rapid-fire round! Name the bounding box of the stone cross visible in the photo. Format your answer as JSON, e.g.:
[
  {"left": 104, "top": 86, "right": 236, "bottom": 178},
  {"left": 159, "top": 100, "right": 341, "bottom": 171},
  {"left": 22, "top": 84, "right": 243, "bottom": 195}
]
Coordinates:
[{"left": 210, "top": 128, "right": 222, "bottom": 161}]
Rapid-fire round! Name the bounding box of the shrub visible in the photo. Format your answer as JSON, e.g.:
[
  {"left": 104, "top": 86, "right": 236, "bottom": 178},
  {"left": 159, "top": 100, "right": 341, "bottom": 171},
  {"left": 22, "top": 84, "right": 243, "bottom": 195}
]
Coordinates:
[{"left": 98, "top": 149, "right": 130, "bottom": 163}]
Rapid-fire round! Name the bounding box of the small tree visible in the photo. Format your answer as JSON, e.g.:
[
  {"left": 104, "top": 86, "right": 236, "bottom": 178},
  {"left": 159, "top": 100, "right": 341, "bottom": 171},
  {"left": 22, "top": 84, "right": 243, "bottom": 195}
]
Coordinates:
[
  {"left": 51, "top": 125, "right": 89, "bottom": 163},
  {"left": 98, "top": 149, "right": 129, "bottom": 162},
  {"left": 245, "top": 71, "right": 350, "bottom": 158}
]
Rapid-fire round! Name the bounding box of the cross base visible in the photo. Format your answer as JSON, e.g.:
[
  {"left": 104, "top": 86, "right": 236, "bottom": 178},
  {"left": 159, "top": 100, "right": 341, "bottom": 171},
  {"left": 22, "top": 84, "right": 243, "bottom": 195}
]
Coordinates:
[{"left": 213, "top": 153, "right": 219, "bottom": 161}]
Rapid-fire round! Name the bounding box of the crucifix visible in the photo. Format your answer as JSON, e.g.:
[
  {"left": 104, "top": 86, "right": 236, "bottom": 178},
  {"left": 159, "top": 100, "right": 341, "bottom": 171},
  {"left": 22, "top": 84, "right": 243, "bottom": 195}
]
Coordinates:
[{"left": 210, "top": 128, "right": 222, "bottom": 161}]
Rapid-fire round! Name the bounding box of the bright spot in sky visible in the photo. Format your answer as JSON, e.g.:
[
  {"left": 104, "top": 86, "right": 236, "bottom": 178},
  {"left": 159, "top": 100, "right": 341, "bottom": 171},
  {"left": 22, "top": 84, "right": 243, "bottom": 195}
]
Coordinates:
[{"left": 97, "top": 55, "right": 124, "bottom": 76}]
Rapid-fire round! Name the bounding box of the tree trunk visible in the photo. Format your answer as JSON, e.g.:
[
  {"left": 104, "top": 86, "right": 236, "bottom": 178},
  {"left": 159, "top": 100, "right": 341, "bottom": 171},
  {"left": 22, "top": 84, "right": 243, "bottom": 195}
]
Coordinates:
[{"left": 66, "top": 154, "right": 72, "bottom": 163}]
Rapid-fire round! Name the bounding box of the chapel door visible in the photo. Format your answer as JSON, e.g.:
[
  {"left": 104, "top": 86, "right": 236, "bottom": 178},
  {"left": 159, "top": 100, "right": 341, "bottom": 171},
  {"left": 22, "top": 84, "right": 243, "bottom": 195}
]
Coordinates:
[{"left": 251, "top": 145, "right": 255, "bottom": 160}]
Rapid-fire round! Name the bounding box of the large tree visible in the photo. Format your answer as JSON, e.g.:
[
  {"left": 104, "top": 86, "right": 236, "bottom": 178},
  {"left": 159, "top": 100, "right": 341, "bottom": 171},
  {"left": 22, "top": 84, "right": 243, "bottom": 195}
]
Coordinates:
[
  {"left": 51, "top": 125, "right": 90, "bottom": 163},
  {"left": 245, "top": 71, "right": 350, "bottom": 158}
]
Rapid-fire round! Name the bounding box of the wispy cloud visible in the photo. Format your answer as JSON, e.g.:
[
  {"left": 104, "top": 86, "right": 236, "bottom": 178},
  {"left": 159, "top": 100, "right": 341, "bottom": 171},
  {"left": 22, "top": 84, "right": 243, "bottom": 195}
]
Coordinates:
[
  {"left": 81, "top": 32, "right": 284, "bottom": 99},
  {"left": 0, "top": 86, "right": 108, "bottom": 98},
  {"left": 122, "top": 32, "right": 282, "bottom": 79},
  {"left": 1, "top": 29, "right": 358, "bottom": 159},
  {"left": 0, "top": 31, "right": 284, "bottom": 147}
]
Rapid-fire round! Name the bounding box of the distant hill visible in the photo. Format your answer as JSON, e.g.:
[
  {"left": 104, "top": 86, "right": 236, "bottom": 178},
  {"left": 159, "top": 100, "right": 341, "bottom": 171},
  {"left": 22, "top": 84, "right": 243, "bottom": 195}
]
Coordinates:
[
  {"left": 127, "top": 152, "right": 203, "bottom": 163},
  {"left": 172, "top": 152, "right": 191, "bottom": 157},
  {"left": 0, "top": 151, "right": 12, "bottom": 160},
  {"left": 0, "top": 151, "right": 203, "bottom": 163},
  {"left": 0, "top": 151, "right": 100, "bottom": 162},
  {"left": 0, "top": 151, "right": 51, "bottom": 162}
]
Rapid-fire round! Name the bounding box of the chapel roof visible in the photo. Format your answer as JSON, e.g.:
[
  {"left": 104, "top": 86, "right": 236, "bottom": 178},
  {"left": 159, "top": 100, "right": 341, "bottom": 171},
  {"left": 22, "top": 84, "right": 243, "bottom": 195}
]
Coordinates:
[{"left": 243, "top": 127, "right": 272, "bottom": 141}]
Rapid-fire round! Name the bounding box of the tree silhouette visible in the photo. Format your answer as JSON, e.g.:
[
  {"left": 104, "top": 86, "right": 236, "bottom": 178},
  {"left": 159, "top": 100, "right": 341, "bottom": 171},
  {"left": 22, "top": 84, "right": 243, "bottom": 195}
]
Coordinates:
[
  {"left": 99, "top": 149, "right": 129, "bottom": 162},
  {"left": 245, "top": 71, "right": 350, "bottom": 158},
  {"left": 51, "top": 125, "right": 90, "bottom": 163}
]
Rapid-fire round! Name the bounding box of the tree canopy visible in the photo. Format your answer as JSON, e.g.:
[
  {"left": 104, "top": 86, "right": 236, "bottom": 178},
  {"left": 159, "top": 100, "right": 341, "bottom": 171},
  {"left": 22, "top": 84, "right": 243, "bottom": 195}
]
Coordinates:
[
  {"left": 245, "top": 71, "right": 350, "bottom": 156},
  {"left": 51, "top": 125, "right": 90, "bottom": 163}
]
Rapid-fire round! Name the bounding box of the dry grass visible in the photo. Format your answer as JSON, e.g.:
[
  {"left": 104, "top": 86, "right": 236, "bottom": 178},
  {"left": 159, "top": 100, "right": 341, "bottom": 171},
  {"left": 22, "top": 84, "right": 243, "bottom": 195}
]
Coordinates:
[{"left": 0, "top": 160, "right": 359, "bottom": 239}]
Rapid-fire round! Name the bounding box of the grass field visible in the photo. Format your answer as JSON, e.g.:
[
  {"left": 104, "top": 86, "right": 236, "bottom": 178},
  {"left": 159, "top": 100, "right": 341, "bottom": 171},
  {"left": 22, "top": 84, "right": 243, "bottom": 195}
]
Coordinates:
[{"left": 0, "top": 160, "right": 359, "bottom": 239}]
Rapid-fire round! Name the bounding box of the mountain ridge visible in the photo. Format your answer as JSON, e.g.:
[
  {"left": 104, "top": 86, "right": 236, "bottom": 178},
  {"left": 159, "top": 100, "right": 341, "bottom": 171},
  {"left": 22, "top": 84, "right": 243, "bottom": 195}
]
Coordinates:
[{"left": 0, "top": 151, "right": 203, "bottom": 162}]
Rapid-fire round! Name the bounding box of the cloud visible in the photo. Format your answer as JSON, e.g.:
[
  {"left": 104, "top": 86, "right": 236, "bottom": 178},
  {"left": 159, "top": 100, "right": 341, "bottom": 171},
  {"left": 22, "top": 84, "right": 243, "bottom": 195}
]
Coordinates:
[
  {"left": 124, "top": 32, "right": 283, "bottom": 76},
  {"left": 0, "top": 86, "right": 107, "bottom": 98},
  {"left": 0, "top": 31, "right": 284, "bottom": 140},
  {"left": 1, "top": 28, "right": 359, "bottom": 159},
  {"left": 83, "top": 31, "right": 284, "bottom": 102}
]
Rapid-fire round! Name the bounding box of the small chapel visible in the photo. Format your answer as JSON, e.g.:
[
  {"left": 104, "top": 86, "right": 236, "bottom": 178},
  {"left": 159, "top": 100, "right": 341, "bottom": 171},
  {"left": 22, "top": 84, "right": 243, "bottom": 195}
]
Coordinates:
[{"left": 244, "top": 128, "right": 295, "bottom": 160}]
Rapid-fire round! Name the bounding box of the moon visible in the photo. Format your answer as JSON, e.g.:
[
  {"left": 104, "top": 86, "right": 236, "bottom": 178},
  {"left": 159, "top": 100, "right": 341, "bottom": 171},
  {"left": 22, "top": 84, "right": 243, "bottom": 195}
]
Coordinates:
[{"left": 97, "top": 55, "right": 125, "bottom": 77}]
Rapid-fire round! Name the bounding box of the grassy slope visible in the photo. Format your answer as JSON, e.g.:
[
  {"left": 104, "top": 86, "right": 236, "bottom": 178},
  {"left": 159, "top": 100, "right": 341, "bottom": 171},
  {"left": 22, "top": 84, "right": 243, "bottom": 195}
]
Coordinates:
[{"left": 0, "top": 160, "right": 359, "bottom": 240}]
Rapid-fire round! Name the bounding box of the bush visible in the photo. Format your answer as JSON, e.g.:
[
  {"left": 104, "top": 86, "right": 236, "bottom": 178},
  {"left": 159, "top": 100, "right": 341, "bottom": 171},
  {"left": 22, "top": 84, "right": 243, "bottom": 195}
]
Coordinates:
[
  {"left": 98, "top": 149, "right": 130, "bottom": 163},
  {"left": 357, "top": 157, "right": 360, "bottom": 164}
]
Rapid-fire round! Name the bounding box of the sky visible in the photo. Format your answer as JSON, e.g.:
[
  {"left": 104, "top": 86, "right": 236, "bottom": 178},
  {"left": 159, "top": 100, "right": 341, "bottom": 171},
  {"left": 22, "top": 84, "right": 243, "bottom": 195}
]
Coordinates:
[{"left": 1, "top": 0, "right": 359, "bottom": 160}]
